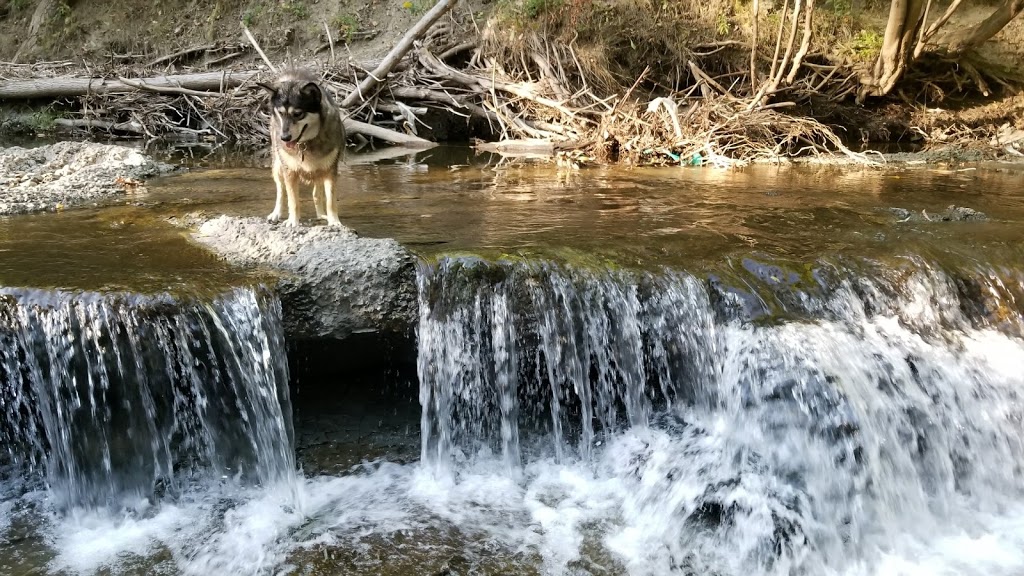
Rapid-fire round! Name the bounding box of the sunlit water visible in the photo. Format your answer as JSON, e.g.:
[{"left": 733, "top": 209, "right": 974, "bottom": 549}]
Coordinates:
[{"left": 3, "top": 148, "right": 1024, "bottom": 575}]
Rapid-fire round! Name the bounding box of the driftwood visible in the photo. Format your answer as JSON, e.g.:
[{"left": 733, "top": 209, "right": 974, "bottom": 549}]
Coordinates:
[
  {"left": 53, "top": 118, "right": 145, "bottom": 134},
  {"left": 344, "top": 118, "right": 434, "bottom": 147},
  {"left": 0, "top": 71, "right": 260, "bottom": 99},
  {"left": 0, "top": 0, "right": 923, "bottom": 164},
  {"left": 340, "top": 0, "right": 459, "bottom": 107}
]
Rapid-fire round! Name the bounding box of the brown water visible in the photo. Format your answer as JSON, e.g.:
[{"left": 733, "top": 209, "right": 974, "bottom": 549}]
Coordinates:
[
  {"left": 2, "top": 145, "right": 1023, "bottom": 293},
  {"left": 0, "top": 206, "right": 262, "bottom": 293},
  {"left": 143, "top": 147, "right": 1024, "bottom": 270}
]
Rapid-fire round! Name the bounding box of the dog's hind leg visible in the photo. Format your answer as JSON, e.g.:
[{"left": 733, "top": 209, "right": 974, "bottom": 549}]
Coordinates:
[
  {"left": 284, "top": 173, "right": 301, "bottom": 227},
  {"left": 267, "top": 166, "right": 286, "bottom": 222},
  {"left": 322, "top": 173, "right": 342, "bottom": 227},
  {"left": 312, "top": 183, "right": 328, "bottom": 221}
]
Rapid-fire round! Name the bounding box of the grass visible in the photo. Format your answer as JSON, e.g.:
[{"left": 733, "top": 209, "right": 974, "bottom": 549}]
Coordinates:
[
  {"left": 332, "top": 13, "right": 359, "bottom": 41},
  {"left": 849, "top": 28, "right": 884, "bottom": 61},
  {"left": 242, "top": 3, "right": 263, "bottom": 27},
  {"left": 716, "top": 12, "right": 731, "bottom": 36},
  {"left": 28, "top": 110, "right": 58, "bottom": 131},
  {"left": 401, "top": 0, "right": 434, "bottom": 16},
  {"left": 522, "top": 0, "right": 563, "bottom": 19},
  {"left": 283, "top": 1, "right": 308, "bottom": 19}
]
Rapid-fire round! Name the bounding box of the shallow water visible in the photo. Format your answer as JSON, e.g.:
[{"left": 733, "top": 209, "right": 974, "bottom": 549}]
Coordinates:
[
  {"left": 0, "top": 205, "right": 262, "bottom": 294},
  {"left": 2, "top": 146, "right": 1024, "bottom": 575},
  {"left": 140, "top": 147, "right": 1024, "bottom": 268}
]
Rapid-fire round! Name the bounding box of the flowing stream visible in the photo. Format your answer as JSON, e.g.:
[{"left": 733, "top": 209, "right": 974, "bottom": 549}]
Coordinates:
[
  {"left": 4, "top": 255, "right": 1023, "bottom": 575},
  {"left": 2, "top": 153, "right": 1024, "bottom": 575}
]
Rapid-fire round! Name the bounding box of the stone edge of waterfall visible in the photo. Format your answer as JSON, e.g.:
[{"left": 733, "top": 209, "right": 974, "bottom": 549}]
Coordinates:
[
  {"left": 0, "top": 142, "right": 177, "bottom": 216},
  {"left": 172, "top": 213, "right": 419, "bottom": 341}
]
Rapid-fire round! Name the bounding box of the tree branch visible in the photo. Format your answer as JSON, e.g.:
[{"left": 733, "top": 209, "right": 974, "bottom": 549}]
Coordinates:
[
  {"left": 340, "top": 0, "right": 459, "bottom": 107},
  {"left": 942, "top": 0, "right": 1024, "bottom": 55}
]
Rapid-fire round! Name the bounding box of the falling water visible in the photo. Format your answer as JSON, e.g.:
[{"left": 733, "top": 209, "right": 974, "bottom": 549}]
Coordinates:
[
  {"left": 417, "top": 255, "right": 1024, "bottom": 574},
  {"left": 0, "top": 286, "right": 295, "bottom": 511},
  {"left": 3, "top": 255, "right": 1024, "bottom": 575}
]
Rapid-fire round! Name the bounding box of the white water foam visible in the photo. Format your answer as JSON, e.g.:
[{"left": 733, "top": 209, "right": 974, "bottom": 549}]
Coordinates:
[{"left": 5, "top": 262, "right": 1024, "bottom": 575}]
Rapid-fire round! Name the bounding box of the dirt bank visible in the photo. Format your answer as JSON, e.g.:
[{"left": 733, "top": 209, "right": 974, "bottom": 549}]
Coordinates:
[
  {"left": 2, "top": 0, "right": 1023, "bottom": 165},
  {"left": 0, "top": 141, "right": 175, "bottom": 215}
]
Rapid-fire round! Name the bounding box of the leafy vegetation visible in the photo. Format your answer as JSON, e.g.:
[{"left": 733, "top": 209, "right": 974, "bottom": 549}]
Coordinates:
[
  {"left": 332, "top": 13, "right": 359, "bottom": 42},
  {"left": 849, "top": 28, "right": 884, "bottom": 61},
  {"left": 401, "top": 0, "right": 433, "bottom": 16},
  {"left": 282, "top": 1, "right": 307, "bottom": 19}
]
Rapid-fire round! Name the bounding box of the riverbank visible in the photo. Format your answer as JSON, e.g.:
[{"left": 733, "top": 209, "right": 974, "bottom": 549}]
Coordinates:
[
  {"left": 0, "top": 141, "right": 174, "bottom": 215},
  {"left": 1, "top": 0, "right": 1023, "bottom": 166}
]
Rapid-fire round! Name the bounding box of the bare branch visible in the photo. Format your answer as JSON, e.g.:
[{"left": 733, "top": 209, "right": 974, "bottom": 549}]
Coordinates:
[{"left": 340, "top": 0, "right": 459, "bottom": 107}]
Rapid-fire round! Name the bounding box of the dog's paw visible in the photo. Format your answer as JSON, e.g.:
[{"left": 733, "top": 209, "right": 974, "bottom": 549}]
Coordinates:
[
  {"left": 285, "top": 217, "right": 301, "bottom": 228},
  {"left": 266, "top": 211, "right": 282, "bottom": 223},
  {"left": 326, "top": 217, "right": 342, "bottom": 227}
]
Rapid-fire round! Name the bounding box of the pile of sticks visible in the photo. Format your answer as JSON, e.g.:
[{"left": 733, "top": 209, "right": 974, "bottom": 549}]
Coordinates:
[{"left": 0, "top": 0, "right": 877, "bottom": 165}]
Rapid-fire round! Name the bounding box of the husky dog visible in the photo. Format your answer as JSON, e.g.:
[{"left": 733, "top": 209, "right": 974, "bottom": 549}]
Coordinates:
[{"left": 258, "top": 69, "right": 345, "bottom": 227}]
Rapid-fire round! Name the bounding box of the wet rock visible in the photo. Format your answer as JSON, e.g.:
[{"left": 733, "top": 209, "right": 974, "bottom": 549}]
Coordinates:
[
  {"left": 0, "top": 142, "right": 175, "bottom": 216},
  {"left": 939, "top": 205, "right": 987, "bottom": 222},
  {"left": 886, "top": 207, "right": 913, "bottom": 221},
  {"left": 182, "top": 214, "right": 418, "bottom": 340},
  {"left": 884, "top": 205, "right": 988, "bottom": 223}
]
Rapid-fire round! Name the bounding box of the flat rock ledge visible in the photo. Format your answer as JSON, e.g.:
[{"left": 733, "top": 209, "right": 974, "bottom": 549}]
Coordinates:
[
  {"left": 179, "top": 214, "right": 418, "bottom": 341},
  {"left": 0, "top": 141, "right": 176, "bottom": 216}
]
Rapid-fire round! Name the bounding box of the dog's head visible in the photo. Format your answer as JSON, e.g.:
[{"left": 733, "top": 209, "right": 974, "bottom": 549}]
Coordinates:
[{"left": 258, "top": 70, "right": 325, "bottom": 149}]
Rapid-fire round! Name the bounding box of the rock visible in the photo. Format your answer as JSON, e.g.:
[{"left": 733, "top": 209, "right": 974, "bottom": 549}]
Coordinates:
[
  {"left": 883, "top": 205, "right": 988, "bottom": 223},
  {"left": 886, "top": 207, "right": 913, "bottom": 221},
  {"left": 183, "top": 215, "right": 418, "bottom": 340},
  {"left": 0, "top": 142, "right": 176, "bottom": 216},
  {"left": 939, "top": 205, "right": 987, "bottom": 222}
]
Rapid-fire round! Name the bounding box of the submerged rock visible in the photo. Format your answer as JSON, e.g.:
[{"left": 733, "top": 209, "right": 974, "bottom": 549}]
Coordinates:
[
  {"left": 939, "top": 205, "right": 988, "bottom": 222},
  {"left": 0, "top": 141, "right": 176, "bottom": 216},
  {"left": 884, "top": 205, "right": 988, "bottom": 223},
  {"left": 180, "top": 214, "right": 418, "bottom": 340}
]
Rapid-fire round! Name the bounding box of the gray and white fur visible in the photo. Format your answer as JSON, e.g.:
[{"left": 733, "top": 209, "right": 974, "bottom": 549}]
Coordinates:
[{"left": 258, "top": 69, "right": 346, "bottom": 227}]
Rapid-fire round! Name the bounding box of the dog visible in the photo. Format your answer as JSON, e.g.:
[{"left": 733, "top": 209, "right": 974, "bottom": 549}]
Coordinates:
[{"left": 257, "top": 69, "right": 345, "bottom": 227}]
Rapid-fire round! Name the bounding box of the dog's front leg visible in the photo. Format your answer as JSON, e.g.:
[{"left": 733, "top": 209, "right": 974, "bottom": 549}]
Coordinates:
[
  {"left": 267, "top": 169, "right": 286, "bottom": 222},
  {"left": 312, "top": 183, "right": 328, "bottom": 220},
  {"left": 284, "top": 174, "right": 301, "bottom": 227},
  {"left": 322, "top": 174, "right": 342, "bottom": 227}
]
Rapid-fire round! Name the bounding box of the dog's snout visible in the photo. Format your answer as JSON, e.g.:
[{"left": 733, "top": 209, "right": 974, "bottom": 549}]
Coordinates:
[{"left": 280, "top": 132, "right": 293, "bottom": 142}]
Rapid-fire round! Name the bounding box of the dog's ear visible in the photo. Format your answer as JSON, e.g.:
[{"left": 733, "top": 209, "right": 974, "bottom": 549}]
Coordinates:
[
  {"left": 256, "top": 82, "right": 277, "bottom": 95},
  {"left": 300, "top": 82, "right": 321, "bottom": 101}
]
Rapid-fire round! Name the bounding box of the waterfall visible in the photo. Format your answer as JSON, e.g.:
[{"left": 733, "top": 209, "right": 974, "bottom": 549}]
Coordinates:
[
  {"left": 0, "top": 286, "right": 295, "bottom": 510},
  {"left": 416, "top": 255, "right": 1024, "bottom": 573}
]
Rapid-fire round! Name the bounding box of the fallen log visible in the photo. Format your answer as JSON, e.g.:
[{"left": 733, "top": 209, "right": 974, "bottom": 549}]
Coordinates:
[
  {"left": 53, "top": 118, "right": 145, "bottom": 134},
  {"left": 344, "top": 118, "right": 435, "bottom": 147},
  {"left": 475, "top": 138, "right": 555, "bottom": 155},
  {"left": 0, "top": 71, "right": 261, "bottom": 99},
  {"left": 340, "top": 0, "right": 460, "bottom": 107}
]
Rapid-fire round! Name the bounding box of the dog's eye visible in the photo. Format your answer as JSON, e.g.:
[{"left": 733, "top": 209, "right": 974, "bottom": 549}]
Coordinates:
[{"left": 291, "top": 111, "right": 306, "bottom": 120}]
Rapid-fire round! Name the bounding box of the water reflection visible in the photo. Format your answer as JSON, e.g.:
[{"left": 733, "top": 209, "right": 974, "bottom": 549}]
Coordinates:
[{"left": 137, "top": 146, "right": 1024, "bottom": 270}]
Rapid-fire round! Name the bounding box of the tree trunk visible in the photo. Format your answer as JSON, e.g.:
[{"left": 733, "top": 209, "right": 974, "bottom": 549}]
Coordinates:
[
  {"left": 940, "top": 0, "right": 1024, "bottom": 54},
  {"left": 858, "top": 0, "right": 927, "bottom": 101},
  {"left": 859, "top": 0, "right": 1024, "bottom": 100},
  {"left": 0, "top": 71, "right": 260, "bottom": 99}
]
